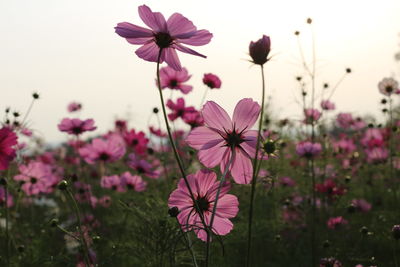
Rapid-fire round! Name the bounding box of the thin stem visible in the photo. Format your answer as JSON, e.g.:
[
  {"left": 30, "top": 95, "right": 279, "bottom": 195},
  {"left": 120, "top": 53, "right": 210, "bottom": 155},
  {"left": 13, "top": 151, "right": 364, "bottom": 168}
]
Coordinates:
[
  {"left": 176, "top": 218, "right": 199, "bottom": 267},
  {"left": 199, "top": 87, "right": 209, "bottom": 108},
  {"left": 206, "top": 150, "right": 235, "bottom": 264},
  {"left": 21, "top": 98, "right": 36, "bottom": 127},
  {"left": 246, "top": 64, "right": 266, "bottom": 267},
  {"left": 394, "top": 240, "right": 399, "bottom": 267},
  {"left": 4, "top": 177, "right": 10, "bottom": 267},
  {"left": 65, "top": 188, "right": 91, "bottom": 266},
  {"left": 155, "top": 49, "right": 209, "bottom": 265}
]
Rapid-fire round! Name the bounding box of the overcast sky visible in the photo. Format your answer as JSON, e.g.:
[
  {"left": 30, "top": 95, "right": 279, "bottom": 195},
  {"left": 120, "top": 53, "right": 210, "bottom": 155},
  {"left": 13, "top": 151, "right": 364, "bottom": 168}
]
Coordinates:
[{"left": 2, "top": 0, "right": 400, "bottom": 143}]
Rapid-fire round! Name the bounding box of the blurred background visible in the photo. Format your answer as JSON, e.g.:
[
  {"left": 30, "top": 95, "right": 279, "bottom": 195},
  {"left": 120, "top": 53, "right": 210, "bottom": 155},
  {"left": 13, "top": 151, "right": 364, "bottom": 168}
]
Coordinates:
[{"left": 2, "top": 0, "right": 400, "bottom": 143}]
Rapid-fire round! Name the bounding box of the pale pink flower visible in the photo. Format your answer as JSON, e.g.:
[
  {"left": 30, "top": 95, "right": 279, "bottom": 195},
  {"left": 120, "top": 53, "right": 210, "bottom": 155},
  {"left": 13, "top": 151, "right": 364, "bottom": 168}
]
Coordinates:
[
  {"left": 366, "top": 147, "right": 388, "bottom": 163},
  {"left": 115, "top": 5, "right": 213, "bottom": 71},
  {"left": 79, "top": 136, "right": 126, "bottom": 164},
  {"left": 327, "top": 216, "right": 348, "bottom": 229},
  {"left": 58, "top": 118, "right": 96, "bottom": 136},
  {"left": 186, "top": 98, "right": 261, "bottom": 184},
  {"left": 336, "top": 113, "right": 354, "bottom": 129},
  {"left": 304, "top": 108, "right": 321, "bottom": 124},
  {"left": 120, "top": 171, "right": 147, "bottom": 192},
  {"left": 67, "top": 102, "right": 82, "bottom": 112},
  {"left": 296, "top": 141, "right": 322, "bottom": 159},
  {"left": 100, "top": 175, "right": 125, "bottom": 192},
  {"left": 351, "top": 199, "right": 372, "bottom": 212},
  {"left": 159, "top": 66, "right": 192, "bottom": 94},
  {"left": 127, "top": 153, "right": 160, "bottom": 179},
  {"left": 378, "top": 77, "right": 398, "bottom": 96},
  {"left": 203, "top": 73, "right": 222, "bottom": 89},
  {"left": 320, "top": 100, "right": 335, "bottom": 111},
  {"left": 168, "top": 169, "right": 239, "bottom": 241}
]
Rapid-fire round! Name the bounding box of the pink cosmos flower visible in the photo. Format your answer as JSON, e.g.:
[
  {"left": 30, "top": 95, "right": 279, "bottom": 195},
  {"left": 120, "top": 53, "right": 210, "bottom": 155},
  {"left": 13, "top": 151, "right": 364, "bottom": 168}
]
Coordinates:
[
  {"left": 186, "top": 98, "right": 260, "bottom": 184},
  {"left": 79, "top": 136, "right": 126, "bottom": 164},
  {"left": 120, "top": 171, "right": 147, "bottom": 192},
  {"left": 127, "top": 153, "right": 160, "bottom": 179},
  {"left": 296, "top": 141, "right": 322, "bottom": 159},
  {"left": 316, "top": 179, "right": 346, "bottom": 198},
  {"left": 351, "top": 199, "right": 372, "bottom": 212},
  {"left": 378, "top": 77, "right": 399, "bottom": 96},
  {"left": 203, "top": 73, "right": 222, "bottom": 89},
  {"left": 166, "top": 97, "right": 196, "bottom": 121},
  {"left": 123, "top": 129, "right": 149, "bottom": 155},
  {"left": 159, "top": 66, "right": 192, "bottom": 94},
  {"left": 67, "top": 102, "right": 82, "bottom": 112},
  {"left": 336, "top": 113, "right": 354, "bottom": 129},
  {"left": 115, "top": 5, "right": 213, "bottom": 71},
  {"left": 168, "top": 169, "right": 239, "bottom": 241},
  {"left": 332, "top": 137, "right": 356, "bottom": 155},
  {"left": 304, "top": 108, "right": 321, "bottom": 124},
  {"left": 58, "top": 118, "right": 96, "bottom": 136},
  {"left": 149, "top": 126, "right": 167, "bottom": 137},
  {"left": 100, "top": 175, "right": 125, "bottom": 192},
  {"left": 279, "top": 176, "right": 296, "bottom": 187},
  {"left": 366, "top": 147, "right": 388, "bottom": 163},
  {"left": 14, "top": 161, "right": 60, "bottom": 196},
  {"left": 249, "top": 35, "right": 271, "bottom": 65},
  {"left": 320, "top": 100, "right": 335, "bottom": 111},
  {"left": 0, "top": 127, "right": 18, "bottom": 171},
  {"left": 327, "top": 216, "right": 348, "bottom": 229},
  {"left": 182, "top": 110, "right": 204, "bottom": 128},
  {"left": 21, "top": 128, "right": 33, "bottom": 137}
]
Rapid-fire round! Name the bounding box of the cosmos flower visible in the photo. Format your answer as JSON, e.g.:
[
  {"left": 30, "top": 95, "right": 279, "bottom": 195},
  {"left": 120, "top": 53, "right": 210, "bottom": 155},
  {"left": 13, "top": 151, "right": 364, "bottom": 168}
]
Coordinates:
[
  {"left": 249, "top": 35, "right": 271, "bottom": 65},
  {"left": 159, "top": 66, "right": 193, "bottom": 94},
  {"left": 0, "top": 127, "right": 18, "bottom": 171},
  {"left": 79, "top": 136, "right": 126, "bottom": 164},
  {"left": 378, "top": 77, "right": 399, "bottom": 96},
  {"left": 115, "top": 5, "right": 213, "bottom": 70},
  {"left": 168, "top": 169, "right": 239, "bottom": 241},
  {"left": 327, "top": 216, "right": 348, "bottom": 229},
  {"left": 58, "top": 118, "right": 96, "bottom": 136},
  {"left": 304, "top": 108, "right": 321, "bottom": 124},
  {"left": 67, "top": 102, "right": 82, "bottom": 112},
  {"left": 186, "top": 98, "right": 260, "bottom": 184},
  {"left": 100, "top": 175, "right": 125, "bottom": 192},
  {"left": 320, "top": 100, "right": 335, "bottom": 111},
  {"left": 296, "top": 141, "right": 322, "bottom": 159},
  {"left": 203, "top": 73, "right": 222, "bottom": 89},
  {"left": 120, "top": 171, "right": 147, "bottom": 192},
  {"left": 166, "top": 97, "right": 197, "bottom": 121},
  {"left": 123, "top": 129, "right": 149, "bottom": 155},
  {"left": 127, "top": 153, "right": 160, "bottom": 179}
]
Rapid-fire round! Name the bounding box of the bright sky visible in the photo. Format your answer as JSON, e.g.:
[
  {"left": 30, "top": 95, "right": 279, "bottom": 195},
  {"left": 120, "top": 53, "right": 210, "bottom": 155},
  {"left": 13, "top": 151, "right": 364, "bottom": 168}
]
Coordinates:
[{"left": 2, "top": 0, "right": 400, "bottom": 143}]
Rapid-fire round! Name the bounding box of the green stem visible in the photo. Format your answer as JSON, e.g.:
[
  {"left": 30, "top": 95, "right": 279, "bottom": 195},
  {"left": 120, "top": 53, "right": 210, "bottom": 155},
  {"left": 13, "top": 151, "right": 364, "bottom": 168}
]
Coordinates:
[
  {"left": 199, "top": 87, "right": 209, "bottom": 108},
  {"left": 65, "top": 188, "right": 91, "bottom": 266},
  {"left": 4, "top": 176, "right": 10, "bottom": 267},
  {"left": 246, "top": 64, "right": 266, "bottom": 267},
  {"left": 176, "top": 218, "right": 198, "bottom": 267},
  {"left": 155, "top": 49, "right": 208, "bottom": 266}
]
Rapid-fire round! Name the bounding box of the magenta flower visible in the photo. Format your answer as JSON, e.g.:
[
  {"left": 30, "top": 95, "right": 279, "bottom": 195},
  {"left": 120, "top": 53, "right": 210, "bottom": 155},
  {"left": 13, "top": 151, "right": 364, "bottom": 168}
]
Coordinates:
[
  {"left": 14, "top": 161, "right": 60, "bottom": 196},
  {"left": 166, "top": 97, "right": 196, "bottom": 121},
  {"left": 168, "top": 169, "right": 239, "bottom": 241},
  {"left": 58, "top": 118, "right": 96, "bottom": 136},
  {"left": 159, "top": 66, "right": 193, "bottom": 94},
  {"left": 79, "top": 136, "right": 126, "bottom": 164},
  {"left": 149, "top": 126, "right": 167, "bottom": 137},
  {"left": 120, "top": 171, "right": 147, "bottom": 192},
  {"left": 115, "top": 5, "right": 213, "bottom": 71},
  {"left": 327, "top": 216, "right": 348, "bottom": 230},
  {"left": 203, "top": 73, "right": 222, "bottom": 89},
  {"left": 0, "top": 127, "right": 18, "bottom": 171},
  {"left": 182, "top": 110, "right": 204, "bottom": 128},
  {"left": 296, "top": 141, "right": 322, "bottom": 159},
  {"left": 186, "top": 98, "right": 261, "bottom": 184},
  {"left": 123, "top": 129, "right": 149, "bottom": 155},
  {"left": 100, "top": 175, "right": 125, "bottom": 192},
  {"left": 249, "top": 35, "right": 271, "bottom": 65},
  {"left": 127, "top": 153, "right": 160, "bottom": 179},
  {"left": 336, "top": 113, "right": 354, "bottom": 129},
  {"left": 366, "top": 147, "right": 388, "bottom": 163},
  {"left": 67, "top": 101, "right": 82, "bottom": 112}
]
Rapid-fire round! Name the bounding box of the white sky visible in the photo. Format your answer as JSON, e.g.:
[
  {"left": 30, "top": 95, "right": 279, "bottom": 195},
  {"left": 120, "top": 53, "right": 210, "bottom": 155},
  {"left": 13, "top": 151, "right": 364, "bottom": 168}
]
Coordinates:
[{"left": 2, "top": 0, "right": 400, "bottom": 143}]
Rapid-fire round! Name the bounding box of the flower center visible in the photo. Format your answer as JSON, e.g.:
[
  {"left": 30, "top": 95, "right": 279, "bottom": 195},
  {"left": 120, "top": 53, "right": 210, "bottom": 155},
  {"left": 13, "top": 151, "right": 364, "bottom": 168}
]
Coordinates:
[
  {"left": 72, "top": 126, "right": 83, "bottom": 134},
  {"left": 195, "top": 196, "right": 210, "bottom": 212},
  {"left": 136, "top": 166, "right": 145, "bottom": 174},
  {"left": 386, "top": 85, "right": 393, "bottom": 93},
  {"left": 155, "top": 32, "right": 173, "bottom": 48},
  {"left": 169, "top": 79, "right": 178, "bottom": 88},
  {"left": 30, "top": 177, "right": 37, "bottom": 184},
  {"left": 131, "top": 139, "right": 138, "bottom": 146},
  {"left": 99, "top": 153, "right": 110, "bottom": 161},
  {"left": 224, "top": 129, "right": 245, "bottom": 148}
]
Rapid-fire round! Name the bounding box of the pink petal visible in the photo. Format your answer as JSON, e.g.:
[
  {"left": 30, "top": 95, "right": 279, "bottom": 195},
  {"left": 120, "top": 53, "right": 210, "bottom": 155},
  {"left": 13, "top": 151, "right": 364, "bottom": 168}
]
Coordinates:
[
  {"left": 201, "top": 101, "right": 232, "bottom": 132},
  {"left": 240, "top": 130, "right": 258, "bottom": 158},
  {"left": 164, "top": 48, "right": 182, "bottom": 71},
  {"left": 173, "top": 43, "right": 207, "bottom": 58},
  {"left": 176, "top": 30, "right": 213, "bottom": 46},
  {"left": 115, "top": 22, "right": 153, "bottom": 39},
  {"left": 168, "top": 189, "right": 192, "bottom": 210},
  {"left": 179, "top": 84, "right": 193, "bottom": 94},
  {"left": 166, "top": 13, "right": 196, "bottom": 36},
  {"left": 138, "top": 5, "right": 167, "bottom": 32},
  {"left": 232, "top": 98, "right": 260, "bottom": 131},
  {"left": 195, "top": 170, "right": 217, "bottom": 195},
  {"left": 135, "top": 42, "right": 160, "bottom": 62},
  {"left": 198, "top": 142, "right": 227, "bottom": 168},
  {"left": 213, "top": 194, "right": 239, "bottom": 218},
  {"left": 186, "top": 126, "right": 222, "bottom": 150},
  {"left": 209, "top": 215, "right": 234, "bottom": 236},
  {"left": 230, "top": 149, "right": 253, "bottom": 184}
]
